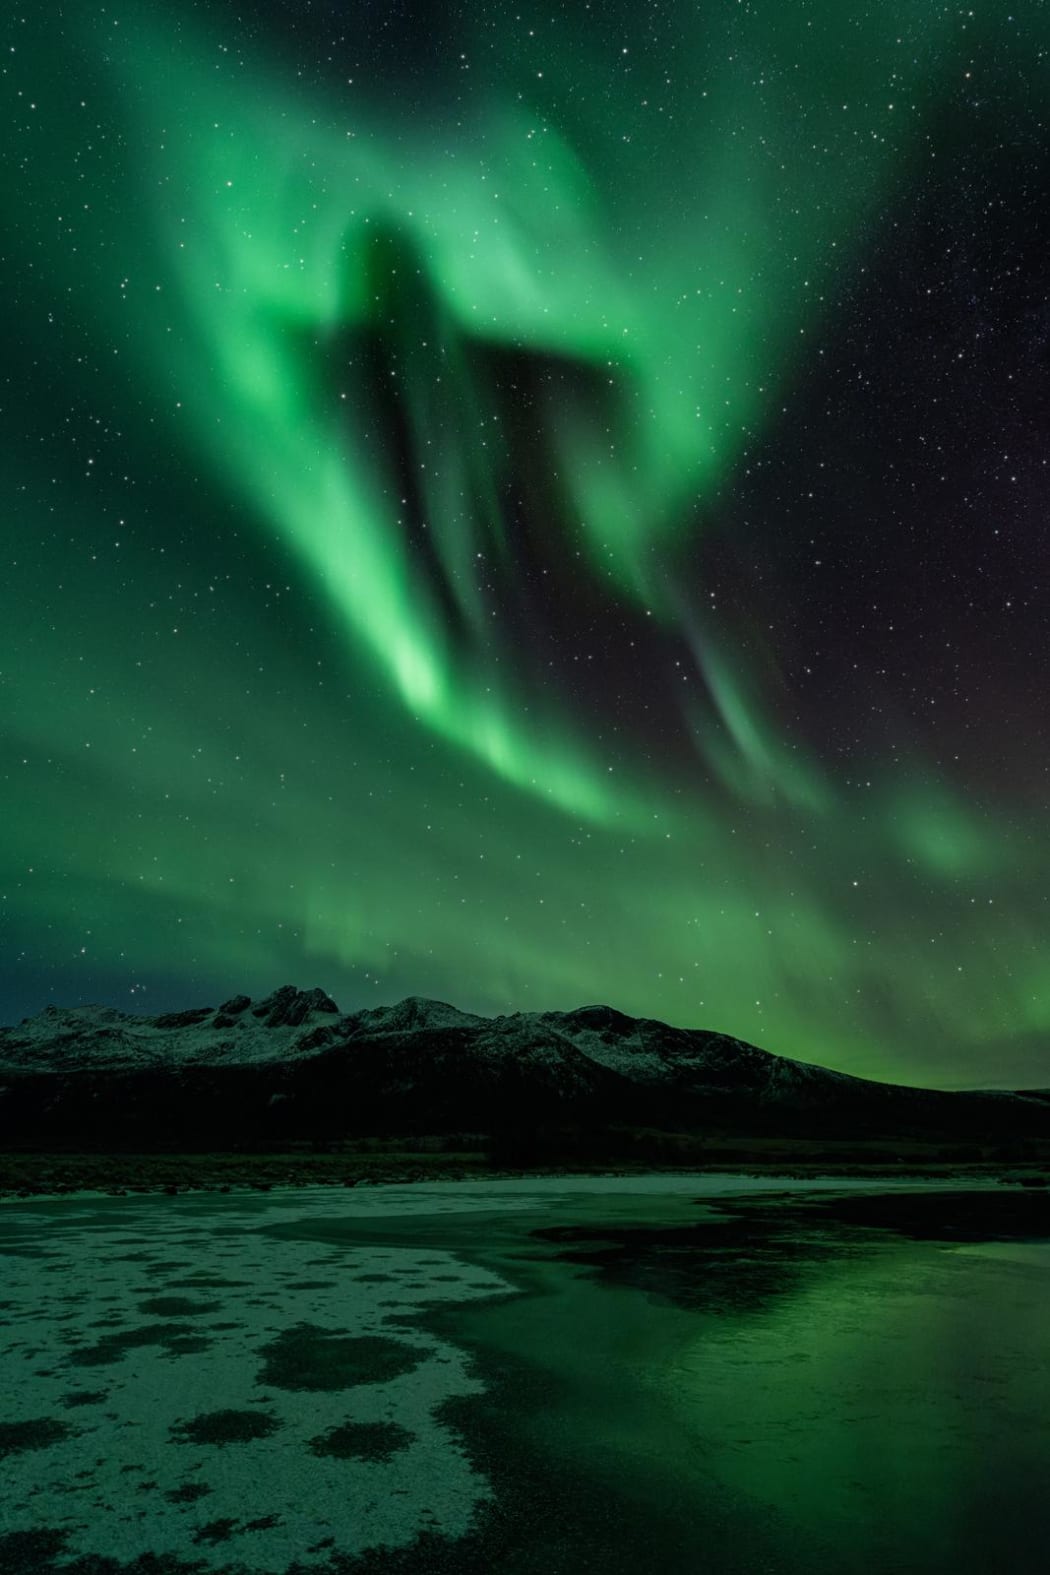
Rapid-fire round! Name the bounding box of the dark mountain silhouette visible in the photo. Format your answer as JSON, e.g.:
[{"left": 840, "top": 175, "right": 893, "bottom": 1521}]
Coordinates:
[{"left": 2, "top": 986, "right": 1048, "bottom": 1152}]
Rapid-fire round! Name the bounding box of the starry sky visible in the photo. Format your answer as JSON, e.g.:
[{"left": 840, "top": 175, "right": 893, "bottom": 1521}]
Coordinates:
[{"left": 3, "top": 1, "right": 1048, "bottom": 1088}]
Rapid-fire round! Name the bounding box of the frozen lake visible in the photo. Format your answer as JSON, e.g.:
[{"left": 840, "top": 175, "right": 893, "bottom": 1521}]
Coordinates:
[{"left": 2, "top": 1174, "right": 1049, "bottom": 1573}]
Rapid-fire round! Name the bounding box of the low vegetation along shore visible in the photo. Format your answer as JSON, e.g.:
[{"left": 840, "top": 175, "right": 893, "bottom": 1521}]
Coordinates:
[{"left": 3, "top": 1135, "right": 1050, "bottom": 1199}]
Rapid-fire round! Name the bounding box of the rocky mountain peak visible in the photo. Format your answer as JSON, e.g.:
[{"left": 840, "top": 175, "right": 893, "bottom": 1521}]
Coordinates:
[
  {"left": 352, "top": 997, "right": 482, "bottom": 1035},
  {"left": 247, "top": 986, "right": 340, "bottom": 1028}
]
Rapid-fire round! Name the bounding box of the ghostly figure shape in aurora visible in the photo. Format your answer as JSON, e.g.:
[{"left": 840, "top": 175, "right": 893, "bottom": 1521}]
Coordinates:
[
  {"left": 150, "top": 76, "right": 823, "bottom": 823},
  {"left": 144, "top": 0, "right": 980, "bottom": 832}
]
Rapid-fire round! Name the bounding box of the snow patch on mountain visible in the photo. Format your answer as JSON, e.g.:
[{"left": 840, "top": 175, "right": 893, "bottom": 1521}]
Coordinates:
[{"left": 0, "top": 987, "right": 344, "bottom": 1073}]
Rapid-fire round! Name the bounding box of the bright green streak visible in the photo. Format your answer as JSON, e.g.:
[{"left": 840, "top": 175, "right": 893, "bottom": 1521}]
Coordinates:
[
  {"left": 2, "top": 1, "right": 1047, "bottom": 1088},
  {"left": 132, "top": 53, "right": 655, "bottom": 826}
]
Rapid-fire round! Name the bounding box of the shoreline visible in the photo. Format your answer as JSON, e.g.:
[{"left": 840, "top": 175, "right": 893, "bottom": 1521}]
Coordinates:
[{"left": 2, "top": 1149, "right": 1047, "bottom": 1200}]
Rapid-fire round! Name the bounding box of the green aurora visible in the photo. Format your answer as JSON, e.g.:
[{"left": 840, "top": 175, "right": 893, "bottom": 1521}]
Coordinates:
[{"left": 3, "top": 1, "right": 1048, "bottom": 1086}]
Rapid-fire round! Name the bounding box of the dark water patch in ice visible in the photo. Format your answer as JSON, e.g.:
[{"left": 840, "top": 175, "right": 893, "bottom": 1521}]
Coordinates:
[
  {"left": 309, "top": 1420, "right": 413, "bottom": 1462},
  {"left": 244, "top": 1514, "right": 280, "bottom": 1532},
  {"left": 530, "top": 1212, "right": 837, "bottom": 1317},
  {"left": 137, "top": 1297, "right": 222, "bottom": 1317},
  {"left": 257, "top": 1323, "right": 423, "bottom": 1392},
  {"left": 165, "top": 1480, "right": 212, "bottom": 1504},
  {"left": 163, "top": 1276, "right": 249, "bottom": 1289},
  {"left": 68, "top": 1323, "right": 213, "bottom": 1367},
  {"left": 60, "top": 1390, "right": 108, "bottom": 1409},
  {"left": 192, "top": 1517, "right": 238, "bottom": 1544},
  {"left": 0, "top": 1528, "right": 70, "bottom": 1573},
  {"left": 781, "top": 1188, "right": 1050, "bottom": 1241},
  {"left": 0, "top": 1418, "right": 75, "bottom": 1458},
  {"left": 172, "top": 1408, "right": 280, "bottom": 1446}
]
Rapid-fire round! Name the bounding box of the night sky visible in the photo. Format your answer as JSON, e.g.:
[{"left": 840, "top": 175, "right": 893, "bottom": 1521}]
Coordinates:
[{"left": 3, "top": 2, "right": 1048, "bottom": 1088}]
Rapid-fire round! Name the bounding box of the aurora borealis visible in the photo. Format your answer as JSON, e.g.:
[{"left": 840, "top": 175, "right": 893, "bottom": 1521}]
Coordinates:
[{"left": 3, "top": 1, "right": 1048, "bottom": 1087}]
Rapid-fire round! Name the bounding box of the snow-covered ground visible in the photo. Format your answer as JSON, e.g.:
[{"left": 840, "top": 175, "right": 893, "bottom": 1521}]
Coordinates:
[{"left": 0, "top": 1190, "right": 511, "bottom": 1570}]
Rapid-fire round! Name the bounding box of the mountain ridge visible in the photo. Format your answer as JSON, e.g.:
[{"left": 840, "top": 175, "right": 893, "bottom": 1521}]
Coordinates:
[{"left": 2, "top": 986, "right": 1047, "bottom": 1149}]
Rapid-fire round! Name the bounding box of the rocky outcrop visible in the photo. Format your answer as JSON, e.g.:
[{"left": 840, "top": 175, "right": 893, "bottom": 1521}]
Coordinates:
[{"left": 249, "top": 986, "right": 341, "bottom": 1028}]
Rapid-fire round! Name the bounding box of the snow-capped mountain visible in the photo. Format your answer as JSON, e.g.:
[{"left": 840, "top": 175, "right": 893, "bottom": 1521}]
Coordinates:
[{"left": 1, "top": 986, "right": 1046, "bottom": 1147}]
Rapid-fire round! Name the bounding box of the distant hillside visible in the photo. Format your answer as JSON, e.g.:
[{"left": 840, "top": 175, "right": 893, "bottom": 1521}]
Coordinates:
[{"left": 2, "top": 986, "right": 1048, "bottom": 1151}]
